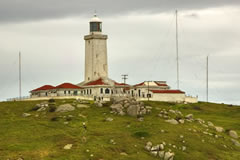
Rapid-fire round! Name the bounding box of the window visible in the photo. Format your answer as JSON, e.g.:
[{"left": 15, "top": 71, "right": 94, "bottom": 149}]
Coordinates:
[
  {"left": 74, "top": 91, "right": 78, "bottom": 95},
  {"left": 45, "top": 92, "right": 48, "bottom": 96},
  {"left": 87, "top": 89, "right": 89, "bottom": 95},
  {"left": 105, "top": 88, "right": 110, "bottom": 94},
  {"left": 138, "top": 90, "right": 141, "bottom": 97},
  {"left": 84, "top": 90, "right": 86, "bottom": 95},
  {"left": 64, "top": 91, "right": 66, "bottom": 94},
  {"left": 100, "top": 88, "right": 103, "bottom": 94},
  {"left": 90, "top": 89, "right": 92, "bottom": 95}
]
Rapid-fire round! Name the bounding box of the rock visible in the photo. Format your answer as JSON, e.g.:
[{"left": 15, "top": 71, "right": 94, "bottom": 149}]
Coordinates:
[
  {"left": 120, "top": 152, "right": 128, "bottom": 156},
  {"left": 159, "top": 151, "right": 165, "bottom": 158},
  {"left": 185, "top": 114, "right": 193, "bottom": 119},
  {"left": 37, "top": 106, "right": 46, "bottom": 112},
  {"left": 106, "top": 117, "right": 113, "bottom": 122},
  {"left": 229, "top": 130, "right": 239, "bottom": 139},
  {"left": 56, "top": 104, "right": 75, "bottom": 112},
  {"left": 159, "top": 144, "right": 164, "bottom": 150},
  {"left": 151, "top": 145, "right": 160, "bottom": 151},
  {"left": 76, "top": 104, "right": 90, "bottom": 108},
  {"left": 110, "top": 104, "right": 123, "bottom": 112},
  {"left": 119, "top": 111, "right": 126, "bottom": 116},
  {"left": 63, "top": 144, "right": 73, "bottom": 150},
  {"left": 145, "top": 141, "right": 152, "bottom": 151},
  {"left": 97, "top": 103, "right": 103, "bottom": 107},
  {"left": 180, "top": 135, "right": 184, "bottom": 139},
  {"left": 78, "top": 114, "right": 86, "bottom": 118},
  {"left": 165, "top": 119, "right": 179, "bottom": 125},
  {"left": 22, "top": 113, "right": 31, "bottom": 117},
  {"left": 169, "top": 109, "right": 176, "bottom": 114},
  {"left": 207, "top": 121, "right": 214, "bottom": 127},
  {"left": 231, "top": 139, "right": 240, "bottom": 147},
  {"left": 64, "top": 122, "right": 69, "bottom": 125},
  {"left": 182, "top": 146, "right": 186, "bottom": 151},
  {"left": 127, "top": 105, "right": 140, "bottom": 117},
  {"left": 215, "top": 126, "right": 224, "bottom": 133},
  {"left": 164, "top": 151, "right": 174, "bottom": 160},
  {"left": 150, "top": 151, "right": 158, "bottom": 156},
  {"left": 179, "top": 119, "right": 185, "bottom": 124}
]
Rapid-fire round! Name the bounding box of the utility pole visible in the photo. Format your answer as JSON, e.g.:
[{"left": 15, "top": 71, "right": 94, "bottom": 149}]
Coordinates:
[
  {"left": 121, "top": 74, "right": 128, "bottom": 84},
  {"left": 146, "top": 81, "right": 152, "bottom": 101},
  {"left": 206, "top": 56, "right": 209, "bottom": 102},
  {"left": 19, "top": 52, "right": 22, "bottom": 100},
  {"left": 176, "top": 10, "right": 180, "bottom": 89}
]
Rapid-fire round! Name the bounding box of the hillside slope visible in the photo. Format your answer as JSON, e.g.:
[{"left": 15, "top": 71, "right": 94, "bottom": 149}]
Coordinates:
[{"left": 0, "top": 99, "right": 239, "bottom": 160}]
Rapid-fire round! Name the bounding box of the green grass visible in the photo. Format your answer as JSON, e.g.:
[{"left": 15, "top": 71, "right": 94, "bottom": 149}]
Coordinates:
[{"left": 0, "top": 100, "right": 239, "bottom": 160}]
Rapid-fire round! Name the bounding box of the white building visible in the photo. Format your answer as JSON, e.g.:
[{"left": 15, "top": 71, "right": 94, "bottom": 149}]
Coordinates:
[{"left": 29, "top": 14, "right": 198, "bottom": 103}]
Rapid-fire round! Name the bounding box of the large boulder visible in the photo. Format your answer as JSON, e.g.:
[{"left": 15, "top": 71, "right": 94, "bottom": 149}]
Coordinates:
[
  {"left": 56, "top": 104, "right": 75, "bottom": 112},
  {"left": 127, "top": 105, "right": 140, "bottom": 117}
]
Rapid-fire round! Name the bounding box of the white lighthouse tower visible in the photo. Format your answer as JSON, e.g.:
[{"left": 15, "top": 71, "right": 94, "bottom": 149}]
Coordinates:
[{"left": 84, "top": 14, "right": 108, "bottom": 83}]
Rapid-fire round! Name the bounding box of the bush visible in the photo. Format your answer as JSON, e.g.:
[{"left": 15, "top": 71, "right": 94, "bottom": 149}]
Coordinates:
[
  {"left": 49, "top": 106, "right": 57, "bottom": 112},
  {"left": 50, "top": 116, "right": 59, "bottom": 121},
  {"left": 193, "top": 106, "right": 202, "bottom": 110},
  {"left": 66, "top": 117, "right": 72, "bottom": 121},
  {"left": 48, "top": 99, "right": 55, "bottom": 103},
  {"left": 133, "top": 131, "right": 150, "bottom": 138}
]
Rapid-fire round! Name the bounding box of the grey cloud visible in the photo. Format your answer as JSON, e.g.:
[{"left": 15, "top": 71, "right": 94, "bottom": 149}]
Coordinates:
[{"left": 0, "top": 0, "right": 240, "bottom": 23}]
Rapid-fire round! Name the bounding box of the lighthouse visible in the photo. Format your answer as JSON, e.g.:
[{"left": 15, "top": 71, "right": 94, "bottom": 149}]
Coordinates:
[{"left": 84, "top": 14, "right": 108, "bottom": 82}]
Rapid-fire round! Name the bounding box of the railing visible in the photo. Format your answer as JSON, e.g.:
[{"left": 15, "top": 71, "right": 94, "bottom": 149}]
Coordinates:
[{"left": 7, "top": 96, "right": 30, "bottom": 101}]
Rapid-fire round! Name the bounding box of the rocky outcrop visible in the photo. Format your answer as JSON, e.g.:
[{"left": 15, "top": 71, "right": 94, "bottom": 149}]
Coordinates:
[
  {"left": 56, "top": 104, "right": 75, "bottom": 112},
  {"left": 109, "top": 98, "right": 151, "bottom": 117}
]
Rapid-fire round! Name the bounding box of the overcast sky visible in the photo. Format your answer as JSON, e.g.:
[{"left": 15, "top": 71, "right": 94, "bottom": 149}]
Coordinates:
[{"left": 0, "top": 0, "right": 239, "bottom": 104}]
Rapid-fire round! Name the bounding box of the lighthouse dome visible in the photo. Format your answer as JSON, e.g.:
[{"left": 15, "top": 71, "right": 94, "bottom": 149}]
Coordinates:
[{"left": 90, "top": 14, "right": 102, "bottom": 22}]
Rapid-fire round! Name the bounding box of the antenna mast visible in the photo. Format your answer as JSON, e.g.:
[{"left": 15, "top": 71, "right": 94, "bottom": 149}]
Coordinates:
[
  {"left": 176, "top": 10, "right": 180, "bottom": 89},
  {"left": 206, "top": 56, "right": 209, "bottom": 102},
  {"left": 19, "top": 52, "right": 22, "bottom": 100},
  {"left": 121, "top": 74, "right": 128, "bottom": 84}
]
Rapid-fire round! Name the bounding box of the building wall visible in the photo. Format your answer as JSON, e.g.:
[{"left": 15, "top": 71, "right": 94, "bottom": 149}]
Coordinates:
[
  {"left": 151, "top": 93, "right": 186, "bottom": 102},
  {"left": 84, "top": 34, "right": 108, "bottom": 82}
]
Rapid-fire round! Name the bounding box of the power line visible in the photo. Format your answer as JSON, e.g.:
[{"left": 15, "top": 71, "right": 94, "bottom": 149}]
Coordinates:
[{"left": 121, "top": 74, "right": 128, "bottom": 84}]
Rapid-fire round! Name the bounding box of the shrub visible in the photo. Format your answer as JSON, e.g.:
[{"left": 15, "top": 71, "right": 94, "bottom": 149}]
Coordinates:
[
  {"left": 133, "top": 131, "right": 150, "bottom": 138},
  {"left": 49, "top": 106, "right": 57, "bottom": 112},
  {"left": 50, "top": 116, "right": 59, "bottom": 121},
  {"left": 193, "top": 106, "right": 202, "bottom": 110},
  {"left": 48, "top": 99, "right": 55, "bottom": 103},
  {"left": 66, "top": 117, "right": 72, "bottom": 121}
]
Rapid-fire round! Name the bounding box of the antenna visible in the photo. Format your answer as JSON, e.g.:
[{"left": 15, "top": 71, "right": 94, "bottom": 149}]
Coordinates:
[
  {"left": 176, "top": 10, "right": 180, "bottom": 89},
  {"left": 206, "top": 56, "right": 209, "bottom": 102},
  {"left": 121, "top": 74, "right": 128, "bottom": 84},
  {"left": 19, "top": 52, "right": 22, "bottom": 100}
]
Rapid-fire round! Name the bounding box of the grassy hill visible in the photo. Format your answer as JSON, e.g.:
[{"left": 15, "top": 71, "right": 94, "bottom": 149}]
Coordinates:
[{"left": 0, "top": 99, "right": 240, "bottom": 160}]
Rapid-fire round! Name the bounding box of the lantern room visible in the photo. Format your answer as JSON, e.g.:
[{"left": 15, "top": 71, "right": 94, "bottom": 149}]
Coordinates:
[{"left": 90, "top": 14, "right": 102, "bottom": 33}]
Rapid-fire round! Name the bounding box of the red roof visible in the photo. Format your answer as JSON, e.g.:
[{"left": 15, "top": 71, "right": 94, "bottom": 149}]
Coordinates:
[
  {"left": 56, "top": 83, "right": 81, "bottom": 89},
  {"left": 150, "top": 90, "right": 185, "bottom": 94},
  {"left": 154, "top": 81, "right": 168, "bottom": 86},
  {"left": 134, "top": 82, "right": 145, "bottom": 87},
  {"left": 31, "top": 85, "right": 56, "bottom": 92},
  {"left": 114, "top": 82, "right": 128, "bottom": 86},
  {"left": 85, "top": 78, "right": 107, "bottom": 86}
]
